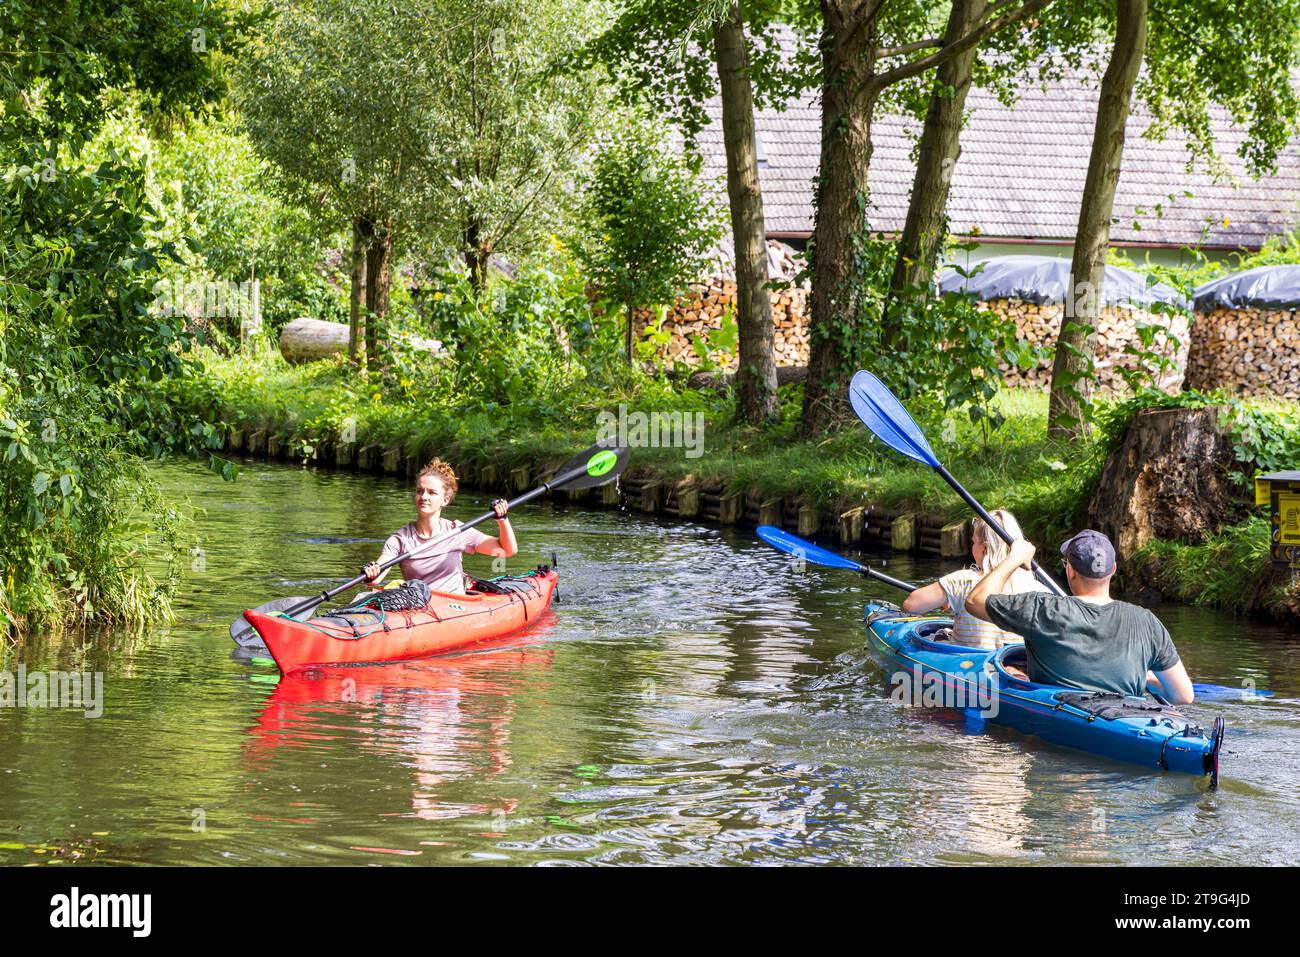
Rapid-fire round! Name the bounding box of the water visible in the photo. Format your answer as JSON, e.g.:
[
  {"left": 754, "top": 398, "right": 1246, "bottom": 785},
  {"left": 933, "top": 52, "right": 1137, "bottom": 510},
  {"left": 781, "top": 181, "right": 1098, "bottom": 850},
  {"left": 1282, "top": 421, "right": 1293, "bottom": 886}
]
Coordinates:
[{"left": 2, "top": 458, "right": 1297, "bottom": 865}]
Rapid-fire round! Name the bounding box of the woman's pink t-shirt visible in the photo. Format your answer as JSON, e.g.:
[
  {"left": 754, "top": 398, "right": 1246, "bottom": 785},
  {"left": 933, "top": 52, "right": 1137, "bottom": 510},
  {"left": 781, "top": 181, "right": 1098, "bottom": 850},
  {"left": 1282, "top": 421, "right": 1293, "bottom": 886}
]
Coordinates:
[{"left": 378, "top": 519, "right": 491, "bottom": 594}]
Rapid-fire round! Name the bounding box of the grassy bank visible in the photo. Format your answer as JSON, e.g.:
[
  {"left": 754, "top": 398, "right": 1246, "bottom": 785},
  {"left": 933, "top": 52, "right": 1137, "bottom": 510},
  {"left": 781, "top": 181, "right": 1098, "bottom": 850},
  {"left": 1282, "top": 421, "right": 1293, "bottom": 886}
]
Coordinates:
[
  {"left": 177, "top": 348, "right": 1105, "bottom": 534},
  {"left": 164, "top": 347, "right": 1300, "bottom": 623},
  {"left": 1131, "top": 519, "right": 1300, "bottom": 621}
]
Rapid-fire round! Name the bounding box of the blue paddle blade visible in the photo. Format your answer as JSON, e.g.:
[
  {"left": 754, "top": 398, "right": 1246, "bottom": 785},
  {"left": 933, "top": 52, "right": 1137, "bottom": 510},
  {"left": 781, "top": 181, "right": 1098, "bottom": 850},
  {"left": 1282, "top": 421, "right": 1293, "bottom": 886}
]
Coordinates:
[
  {"left": 1191, "top": 683, "right": 1273, "bottom": 702},
  {"left": 849, "top": 370, "right": 940, "bottom": 468},
  {"left": 1148, "top": 681, "right": 1273, "bottom": 702},
  {"left": 756, "top": 525, "right": 864, "bottom": 572}
]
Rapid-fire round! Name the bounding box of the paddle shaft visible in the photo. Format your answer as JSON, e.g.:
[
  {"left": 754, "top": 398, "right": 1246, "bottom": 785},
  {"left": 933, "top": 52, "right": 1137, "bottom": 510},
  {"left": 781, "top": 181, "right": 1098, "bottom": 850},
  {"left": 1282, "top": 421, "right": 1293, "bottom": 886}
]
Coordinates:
[
  {"left": 278, "top": 458, "right": 597, "bottom": 619},
  {"left": 934, "top": 465, "right": 1066, "bottom": 597},
  {"left": 862, "top": 566, "right": 918, "bottom": 592}
]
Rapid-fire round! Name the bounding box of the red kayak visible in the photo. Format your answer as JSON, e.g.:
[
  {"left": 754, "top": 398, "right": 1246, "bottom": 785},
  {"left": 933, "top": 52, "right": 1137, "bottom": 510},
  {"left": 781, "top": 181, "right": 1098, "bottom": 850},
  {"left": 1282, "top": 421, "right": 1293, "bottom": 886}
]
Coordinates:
[{"left": 242, "top": 569, "right": 558, "bottom": 674}]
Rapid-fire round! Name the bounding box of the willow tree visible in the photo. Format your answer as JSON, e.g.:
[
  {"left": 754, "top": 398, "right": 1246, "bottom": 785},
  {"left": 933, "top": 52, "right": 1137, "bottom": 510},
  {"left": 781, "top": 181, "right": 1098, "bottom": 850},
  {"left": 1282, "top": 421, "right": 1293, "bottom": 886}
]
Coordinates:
[
  {"left": 801, "top": 0, "right": 1054, "bottom": 435},
  {"left": 236, "top": 0, "right": 445, "bottom": 366},
  {"left": 1047, "top": 0, "right": 1300, "bottom": 438},
  {"left": 420, "top": 1, "right": 609, "bottom": 293},
  {"left": 238, "top": 0, "right": 604, "bottom": 366}
]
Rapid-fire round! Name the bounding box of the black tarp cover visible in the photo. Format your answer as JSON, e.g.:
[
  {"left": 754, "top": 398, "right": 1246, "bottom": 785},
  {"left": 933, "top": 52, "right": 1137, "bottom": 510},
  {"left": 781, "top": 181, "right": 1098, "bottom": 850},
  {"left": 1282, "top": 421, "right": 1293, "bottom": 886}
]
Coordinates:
[
  {"left": 935, "top": 255, "right": 1188, "bottom": 309},
  {"left": 1193, "top": 265, "right": 1300, "bottom": 311}
]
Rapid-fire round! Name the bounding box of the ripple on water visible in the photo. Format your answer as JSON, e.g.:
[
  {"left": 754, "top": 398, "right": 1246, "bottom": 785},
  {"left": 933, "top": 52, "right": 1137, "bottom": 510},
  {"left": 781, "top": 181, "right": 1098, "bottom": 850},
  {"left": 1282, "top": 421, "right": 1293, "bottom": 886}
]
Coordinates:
[{"left": 1, "top": 457, "right": 1297, "bottom": 866}]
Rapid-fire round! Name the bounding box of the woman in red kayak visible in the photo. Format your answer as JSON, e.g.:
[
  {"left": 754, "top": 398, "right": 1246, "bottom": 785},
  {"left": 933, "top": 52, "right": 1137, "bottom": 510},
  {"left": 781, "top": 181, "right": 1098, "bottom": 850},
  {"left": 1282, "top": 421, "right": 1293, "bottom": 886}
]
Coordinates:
[{"left": 363, "top": 458, "right": 517, "bottom": 595}]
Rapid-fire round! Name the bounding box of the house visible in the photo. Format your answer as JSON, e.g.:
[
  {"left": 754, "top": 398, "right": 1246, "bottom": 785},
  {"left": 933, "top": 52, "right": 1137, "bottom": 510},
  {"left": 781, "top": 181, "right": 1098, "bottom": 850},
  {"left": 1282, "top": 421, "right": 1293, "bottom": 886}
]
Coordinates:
[{"left": 693, "top": 46, "right": 1300, "bottom": 273}]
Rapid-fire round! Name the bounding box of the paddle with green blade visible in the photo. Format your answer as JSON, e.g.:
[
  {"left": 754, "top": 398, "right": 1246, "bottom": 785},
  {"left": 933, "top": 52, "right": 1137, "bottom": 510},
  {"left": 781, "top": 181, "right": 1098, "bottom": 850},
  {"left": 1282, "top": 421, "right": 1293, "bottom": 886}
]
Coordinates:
[{"left": 230, "top": 440, "right": 629, "bottom": 647}]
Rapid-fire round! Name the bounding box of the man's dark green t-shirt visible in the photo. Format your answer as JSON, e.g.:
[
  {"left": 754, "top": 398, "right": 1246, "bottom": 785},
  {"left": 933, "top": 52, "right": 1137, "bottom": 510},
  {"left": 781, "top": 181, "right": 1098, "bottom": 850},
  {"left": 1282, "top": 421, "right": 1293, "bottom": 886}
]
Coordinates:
[{"left": 984, "top": 593, "right": 1179, "bottom": 696}]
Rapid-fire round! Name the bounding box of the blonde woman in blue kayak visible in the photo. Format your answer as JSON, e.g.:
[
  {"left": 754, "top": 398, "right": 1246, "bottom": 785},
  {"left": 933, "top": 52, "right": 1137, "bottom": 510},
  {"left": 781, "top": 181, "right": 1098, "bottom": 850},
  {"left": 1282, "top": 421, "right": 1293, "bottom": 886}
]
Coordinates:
[
  {"left": 363, "top": 458, "right": 517, "bottom": 596},
  {"left": 901, "top": 509, "right": 1046, "bottom": 649}
]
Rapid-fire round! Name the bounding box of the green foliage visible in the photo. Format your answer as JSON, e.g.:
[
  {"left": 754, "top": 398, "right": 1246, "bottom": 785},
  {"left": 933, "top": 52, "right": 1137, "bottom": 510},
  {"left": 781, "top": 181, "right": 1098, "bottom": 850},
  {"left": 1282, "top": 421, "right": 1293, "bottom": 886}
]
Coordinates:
[
  {"left": 1143, "top": 0, "right": 1300, "bottom": 178},
  {"left": 237, "top": 0, "right": 608, "bottom": 284},
  {"left": 422, "top": 254, "right": 611, "bottom": 420},
  {"left": 0, "top": 0, "right": 246, "bottom": 633},
  {"left": 1132, "top": 517, "right": 1287, "bottom": 615},
  {"left": 146, "top": 112, "right": 346, "bottom": 334},
  {"left": 571, "top": 0, "right": 819, "bottom": 152},
  {"left": 573, "top": 122, "right": 725, "bottom": 356}
]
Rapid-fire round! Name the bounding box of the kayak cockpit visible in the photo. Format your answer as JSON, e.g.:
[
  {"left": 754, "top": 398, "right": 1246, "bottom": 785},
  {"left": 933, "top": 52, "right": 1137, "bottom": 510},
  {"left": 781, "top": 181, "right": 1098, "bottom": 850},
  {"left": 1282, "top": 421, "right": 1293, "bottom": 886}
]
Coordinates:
[{"left": 991, "top": 643, "right": 1035, "bottom": 688}]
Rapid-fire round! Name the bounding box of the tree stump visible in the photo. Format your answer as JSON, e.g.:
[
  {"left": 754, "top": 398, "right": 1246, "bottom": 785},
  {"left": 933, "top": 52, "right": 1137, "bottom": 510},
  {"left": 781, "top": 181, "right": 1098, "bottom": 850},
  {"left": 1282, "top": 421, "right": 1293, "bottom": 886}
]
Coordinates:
[{"left": 1087, "top": 406, "right": 1235, "bottom": 563}]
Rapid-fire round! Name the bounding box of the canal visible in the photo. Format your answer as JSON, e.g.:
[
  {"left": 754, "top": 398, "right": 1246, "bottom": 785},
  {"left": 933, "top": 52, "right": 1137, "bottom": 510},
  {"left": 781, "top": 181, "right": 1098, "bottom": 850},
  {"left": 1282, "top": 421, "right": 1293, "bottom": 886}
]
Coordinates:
[{"left": 2, "top": 458, "right": 1298, "bottom": 865}]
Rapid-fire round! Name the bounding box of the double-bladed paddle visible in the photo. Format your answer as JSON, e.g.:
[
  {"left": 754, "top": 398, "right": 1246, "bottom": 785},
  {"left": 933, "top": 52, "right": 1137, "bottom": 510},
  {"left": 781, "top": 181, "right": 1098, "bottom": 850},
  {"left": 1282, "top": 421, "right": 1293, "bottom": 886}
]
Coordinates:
[
  {"left": 229, "top": 440, "right": 629, "bottom": 646},
  {"left": 848, "top": 369, "right": 1066, "bottom": 597},
  {"left": 756, "top": 526, "right": 1270, "bottom": 703}
]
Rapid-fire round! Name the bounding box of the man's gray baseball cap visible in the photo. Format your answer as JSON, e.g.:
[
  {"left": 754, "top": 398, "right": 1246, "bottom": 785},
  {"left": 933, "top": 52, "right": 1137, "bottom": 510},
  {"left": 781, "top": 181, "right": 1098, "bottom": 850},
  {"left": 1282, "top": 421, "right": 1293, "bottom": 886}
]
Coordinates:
[{"left": 1060, "top": 529, "right": 1116, "bottom": 579}]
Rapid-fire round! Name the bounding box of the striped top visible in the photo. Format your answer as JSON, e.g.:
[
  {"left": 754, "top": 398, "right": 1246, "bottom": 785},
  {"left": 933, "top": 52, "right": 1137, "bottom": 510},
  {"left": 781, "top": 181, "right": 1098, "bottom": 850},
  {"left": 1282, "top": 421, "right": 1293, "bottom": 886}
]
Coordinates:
[{"left": 939, "top": 567, "right": 1047, "bottom": 649}]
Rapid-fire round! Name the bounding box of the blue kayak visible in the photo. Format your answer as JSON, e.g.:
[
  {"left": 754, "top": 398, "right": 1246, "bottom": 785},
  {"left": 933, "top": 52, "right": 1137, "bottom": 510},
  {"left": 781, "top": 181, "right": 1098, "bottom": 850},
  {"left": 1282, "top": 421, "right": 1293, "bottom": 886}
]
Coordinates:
[{"left": 864, "top": 603, "right": 1225, "bottom": 782}]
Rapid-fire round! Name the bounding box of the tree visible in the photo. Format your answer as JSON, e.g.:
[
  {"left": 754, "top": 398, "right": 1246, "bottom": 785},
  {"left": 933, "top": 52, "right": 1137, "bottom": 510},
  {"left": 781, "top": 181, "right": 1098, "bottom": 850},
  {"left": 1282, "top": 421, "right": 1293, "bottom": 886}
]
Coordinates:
[
  {"left": 574, "top": 125, "right": 724, "bottom": 362},
  {"left": 881, "top": 1, "right": 1109, "bottom": 360},
  {"left": 1048, "top": 0, "right": 1148, "bottom": 439},
  {"left": 878, "top": 0, "right": 988, "bottom": 347},
  {"left": 236, "top": 0, "right": 444, "bottom": 367},
  {"left": 801, "top": 0, "right": 1053, "bottom": 435},
  {"left": 576, "top": 1, "right": 818, "bottom": 424},
  {"left": 421, "top": 1, "right": 609, "bottom": 294},
  {"left": 715, "top": 4, "right": 782, "bottom": 424},
  {"left": 1046, "top": 0, "right": 1300, "bottom": 437}
]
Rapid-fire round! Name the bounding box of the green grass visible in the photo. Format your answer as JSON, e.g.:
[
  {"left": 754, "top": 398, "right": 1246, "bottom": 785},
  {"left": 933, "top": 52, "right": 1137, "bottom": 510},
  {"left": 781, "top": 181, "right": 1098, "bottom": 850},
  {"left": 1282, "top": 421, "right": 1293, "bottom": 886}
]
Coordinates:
[
  {"left": 178, "top": 349, "right": 1102, "bottom": 538},
  {"left": 1131, "top": 517, "right": 1300, "bottom": 619}
]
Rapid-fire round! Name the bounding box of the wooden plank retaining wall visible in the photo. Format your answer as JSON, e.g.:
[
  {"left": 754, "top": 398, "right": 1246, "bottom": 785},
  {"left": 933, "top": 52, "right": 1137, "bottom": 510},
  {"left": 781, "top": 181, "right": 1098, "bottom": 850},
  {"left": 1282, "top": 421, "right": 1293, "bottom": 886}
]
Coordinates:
[{"left": 218, "top": 425, "right": 969, "bottom": 558}]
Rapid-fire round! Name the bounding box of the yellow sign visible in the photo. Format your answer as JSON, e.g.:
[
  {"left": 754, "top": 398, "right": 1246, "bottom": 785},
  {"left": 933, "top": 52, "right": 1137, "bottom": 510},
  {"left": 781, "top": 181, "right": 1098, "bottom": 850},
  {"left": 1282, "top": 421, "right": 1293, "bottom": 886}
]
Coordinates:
[
  {"left": 1279, "top": 492, "right": 1300, "bottom": 546},
  {"left": 1256, "top": 477, "right": 1272, "bottom": 506}
]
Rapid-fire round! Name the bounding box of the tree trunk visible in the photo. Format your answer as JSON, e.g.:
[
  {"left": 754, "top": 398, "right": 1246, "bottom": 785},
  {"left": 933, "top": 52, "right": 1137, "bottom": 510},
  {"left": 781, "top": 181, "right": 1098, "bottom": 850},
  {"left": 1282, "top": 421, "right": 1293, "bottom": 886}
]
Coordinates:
[
  {"left": 464, "top": 219, "right": 490, "bottom": 295},
  {"left": 1087, "top": 405, "right": 1233, "bottom": 564},
  {"left": 801, "top": 3, "right": 877, "bottom": 435},
  {"left": 881, "top": 0, "right": 986, "bottom": 348},
  {"left": 1048, "top": 0, "right": 1148, "bottom": 439},
  {"left": 364, "top": 222, "right": 394, "bottom": 365},
  {"left": 714, "top": 4, "right": 780, "bottom": 426},
  {"left": 625, "top": 297, "right": 635, "bottom": 364},
  {"left": 349, "top": 218, "right": 368, "bottom": 368}
]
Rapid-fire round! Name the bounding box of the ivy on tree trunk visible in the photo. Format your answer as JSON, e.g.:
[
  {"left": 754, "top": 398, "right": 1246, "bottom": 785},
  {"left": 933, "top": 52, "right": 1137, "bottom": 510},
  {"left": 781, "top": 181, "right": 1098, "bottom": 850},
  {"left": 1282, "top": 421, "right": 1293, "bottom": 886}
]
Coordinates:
[{"left": 802, "top": 2, "right": 878, "bottom": 435}]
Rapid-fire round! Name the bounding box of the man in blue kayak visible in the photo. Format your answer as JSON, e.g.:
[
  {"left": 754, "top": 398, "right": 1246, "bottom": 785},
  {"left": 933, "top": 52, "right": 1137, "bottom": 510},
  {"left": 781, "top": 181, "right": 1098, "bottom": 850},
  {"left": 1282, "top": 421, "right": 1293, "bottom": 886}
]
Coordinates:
[{"left": 965, "top": 530, "right": 1195, "bottom": 704}]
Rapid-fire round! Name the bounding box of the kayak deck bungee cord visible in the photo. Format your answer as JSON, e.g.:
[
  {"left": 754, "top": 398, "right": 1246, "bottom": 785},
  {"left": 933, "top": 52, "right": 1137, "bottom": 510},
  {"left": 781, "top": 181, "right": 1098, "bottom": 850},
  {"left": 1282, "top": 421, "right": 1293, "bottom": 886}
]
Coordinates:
[{"left": 865, "top": 602, "right": 1226, "bottom": 782}]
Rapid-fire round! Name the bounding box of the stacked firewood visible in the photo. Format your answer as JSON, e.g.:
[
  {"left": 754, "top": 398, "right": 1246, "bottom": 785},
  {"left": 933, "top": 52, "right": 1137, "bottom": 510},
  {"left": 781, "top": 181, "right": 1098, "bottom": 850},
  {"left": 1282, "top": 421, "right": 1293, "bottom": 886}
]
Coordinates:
[
  {"left": 633, "top": 280, "right": 810, "bottom": 368},
  {"left": 633, "top": 240, "right": 812, "bottom": 369},
  {"left": 975, "top": 299, "right": 1191, "bottom": 394},
  {"left": 1186, "top": 306, "right": 1300, "bottom": 399}
]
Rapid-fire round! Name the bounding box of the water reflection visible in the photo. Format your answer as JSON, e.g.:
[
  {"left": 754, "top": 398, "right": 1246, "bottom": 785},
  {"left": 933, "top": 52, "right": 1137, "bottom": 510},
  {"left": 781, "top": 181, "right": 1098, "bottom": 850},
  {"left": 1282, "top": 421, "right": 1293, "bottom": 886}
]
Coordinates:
[{"left": 0, "top": 457, "right": 1296, "bottom": 866}]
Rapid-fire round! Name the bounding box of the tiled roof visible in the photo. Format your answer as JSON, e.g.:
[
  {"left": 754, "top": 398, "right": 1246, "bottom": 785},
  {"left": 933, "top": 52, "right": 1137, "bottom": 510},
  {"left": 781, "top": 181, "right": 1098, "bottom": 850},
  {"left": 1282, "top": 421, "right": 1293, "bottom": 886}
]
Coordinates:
[{"left": 694, "top": 46, "right": 1300, "bottom": 251}]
